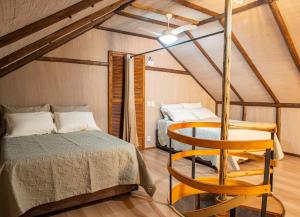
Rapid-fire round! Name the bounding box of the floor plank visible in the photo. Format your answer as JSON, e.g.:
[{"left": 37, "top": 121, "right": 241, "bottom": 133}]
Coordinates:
[{"left": 51, "top": 149, "right": 300, "bottom": 217}]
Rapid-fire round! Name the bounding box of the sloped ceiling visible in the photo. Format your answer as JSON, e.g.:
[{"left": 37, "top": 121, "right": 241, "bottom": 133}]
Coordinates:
[
  {"left": 0, "top": 0, "right": 118, "bottom": 58},
  {"left": 0, "top": 0, "right": 299, "bottom": 103}
]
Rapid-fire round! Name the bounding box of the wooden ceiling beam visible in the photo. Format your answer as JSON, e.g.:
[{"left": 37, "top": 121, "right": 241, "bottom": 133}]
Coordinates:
[
  {"left": 117, "top": 11, "right": 243, "bottom": 102},
  {"left": 0, "top": 0, "right": 134, "bottom": 78},
  {"left": 95, "top": 26, "right": 157, "bottom": 40},
  {"left": 37, "top": 56, "right": 108, "bottom": 66},
  {"left": 130, "top": 2, "right": 199, "bottom": 24},
  {"left": 269, "top": 1, "right": 300, "bottom": 73},
  {"left": 0, "top": 0, "right": 104, "bottom": 48},
  {"left": 216, "top": 101, "right": 300, "bottom": 108},
  {"left": 37, "top": 56, "right": 188, "bottom": 75},
  {"left": 174, "top": 0, "right": 270, "bottom": 26},
  {"left": 0, "top": 0, "right": 134, "bottom": 69},
  {"left": 175, "top": 0, "right": 280, "bottom": 103}
]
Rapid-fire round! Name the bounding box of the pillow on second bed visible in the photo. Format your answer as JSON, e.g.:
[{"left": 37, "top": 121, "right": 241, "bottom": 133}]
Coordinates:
[
  {"left": 5, "top": 112, "right": 56, "bottom": 137},
  {"left": 191, "top": 107, "right": 217, "bottom": 120},
  {"left": 54, "top": 112, "right": 100, "bottom": 133},
  {"left": 166, "top": 108, "right": 198, "bottom": 122}
]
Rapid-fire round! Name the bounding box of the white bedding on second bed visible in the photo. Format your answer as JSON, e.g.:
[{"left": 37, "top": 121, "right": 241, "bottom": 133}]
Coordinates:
[{"left": 157, "top": 117, "right": 284, "bottom": 171}]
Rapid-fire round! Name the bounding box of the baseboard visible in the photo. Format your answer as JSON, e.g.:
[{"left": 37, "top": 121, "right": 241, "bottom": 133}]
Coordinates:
[{"left": 284, "top": 152, "right": 300, "bottom": 158}]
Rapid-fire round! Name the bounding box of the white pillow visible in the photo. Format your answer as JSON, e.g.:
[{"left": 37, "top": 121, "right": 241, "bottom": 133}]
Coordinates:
[
  {"left": 167, "top": 108, "right": 198, "bottom": 122},
  {"left": 54, "top": 112, "right": 100, "bottom": 133},
  {"left": 5, "top": 112, "right": 56, "bottom": 137},
  {"left": 182, "top": 103, "right": 202, "bottom": 109},
  {"left": 161, "top": 103, "right": 183, "bottom": 120},
  {"left": 191, "top": 108, "right": 217, "bottom": 120}
]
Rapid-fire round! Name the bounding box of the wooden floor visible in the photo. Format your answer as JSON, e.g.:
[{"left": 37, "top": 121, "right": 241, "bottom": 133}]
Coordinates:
[{"left": 51, "top": 148, "right": 300, "bottom": 217}]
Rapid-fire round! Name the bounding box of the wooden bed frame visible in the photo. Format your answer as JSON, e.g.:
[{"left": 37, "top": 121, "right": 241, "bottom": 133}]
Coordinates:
[{"left": 21, "top": 184, "right": 138, "bottom": 217}]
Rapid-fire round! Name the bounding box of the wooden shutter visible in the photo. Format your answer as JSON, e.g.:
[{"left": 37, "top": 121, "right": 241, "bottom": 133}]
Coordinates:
[{"left": 108, "top": 51, "right": 145, "bottom": 149}]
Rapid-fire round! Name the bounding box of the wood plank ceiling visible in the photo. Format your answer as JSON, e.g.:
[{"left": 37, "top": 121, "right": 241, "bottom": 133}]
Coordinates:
[{"left": 0, "top": 0, "right": 299, "bottom": 105}]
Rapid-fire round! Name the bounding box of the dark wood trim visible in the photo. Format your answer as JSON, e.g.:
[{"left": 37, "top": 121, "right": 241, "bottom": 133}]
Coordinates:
[
  {"left": 37, "top": 56, "right": 108, "bottom": 66},
  {"left": 0, "top": 0, "right": 104, "bottom": 48},
  {"left": 185, "top": 32, "right": 244, "bottom": 102},
  {"left": 175, "top": 0, "right": 279, "bottom": 103},
  {"left": 284, "top": 152, "right": 300, "bottom": 158},
  {"left": 157, "top": 40, "right": 217, "bottom": 102},
  {"left": 95, "top": 26, "right": 157, "bottom": 40},
  {"left": 216, "top": 101, "right": 300, "bottom": 108},
  {"left": 0, "top": 0, "right": 134, "bottom": 77},
  {"left": 0, "top": 0, "right": 134, "bottom": 70},
  {"left": 276, "top": 107, "right": 281, "bottom": 140},
  {"left": 36, "top": 56, "right": 189, "bottom": 75},
  {"left": 242, "top": 105, "right": 247, "bottom": 121},
  {"left": 269, "top": 1, "right": 300, "bottom": 73},
  {"left": 174, "top": 0, "right": 271, "bottom": 26},
  {"left": 215, "top": 103, "right": 219, "bottom": 116},
  {"left": 146, "top": 66, "right": 188, "bottom": 75}
]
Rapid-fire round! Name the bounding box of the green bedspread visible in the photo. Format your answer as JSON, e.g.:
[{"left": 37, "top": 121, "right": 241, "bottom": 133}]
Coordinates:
[{"left": 0, "top": 130, "right": 156, "bottom": 217}]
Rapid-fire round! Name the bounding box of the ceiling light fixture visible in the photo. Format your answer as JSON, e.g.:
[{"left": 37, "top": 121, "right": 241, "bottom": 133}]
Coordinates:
[
  {"left": 159, "top": 13, "right": 178, "bottom": 45},
  {"left": 159, "top": 31, "right": 178, "bottom": 44}
]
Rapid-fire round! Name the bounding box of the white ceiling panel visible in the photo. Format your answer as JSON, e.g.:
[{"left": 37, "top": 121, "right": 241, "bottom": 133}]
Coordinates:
[
  {"left": 169, "top": 35, "right": 240, "bottom": 101},
  {"left": 136, "top": 0, "right": 210, "bottom": 20}
]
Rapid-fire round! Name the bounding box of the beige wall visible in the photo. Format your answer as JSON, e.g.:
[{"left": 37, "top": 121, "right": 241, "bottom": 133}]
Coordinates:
[
  {"left": 146, "top": 71, "right": 215, "bottom": 147},
  {"left": 281, "top": 108, "right": 300, "bottom": 154},
  {"left": 0, "top": 29, "right": 215, "bottom": 147},
  {"left": 0, "top": 62, "right": 109, "bottom": 131}
]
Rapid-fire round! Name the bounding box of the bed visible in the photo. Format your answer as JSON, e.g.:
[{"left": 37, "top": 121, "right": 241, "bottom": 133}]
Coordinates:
[
  {"left": 157, "top": 103, "right": 284, "bottom": 171},
  {"left": 0, "top": 105, "right": 155, "bottom": 217}
]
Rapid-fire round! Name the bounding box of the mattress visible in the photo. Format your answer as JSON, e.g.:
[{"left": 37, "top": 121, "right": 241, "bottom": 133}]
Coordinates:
[
  {"left": 0, "top": 130, "right": 155, "bottom": 217},
  {"left": 157, "top": 118, "right": 284, "bottom": 171}
]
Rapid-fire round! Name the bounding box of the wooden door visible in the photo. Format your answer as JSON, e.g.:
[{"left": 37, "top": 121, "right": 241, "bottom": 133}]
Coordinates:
[{"left": 108, "top": 51, "right": 145, "bottom": 149}]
